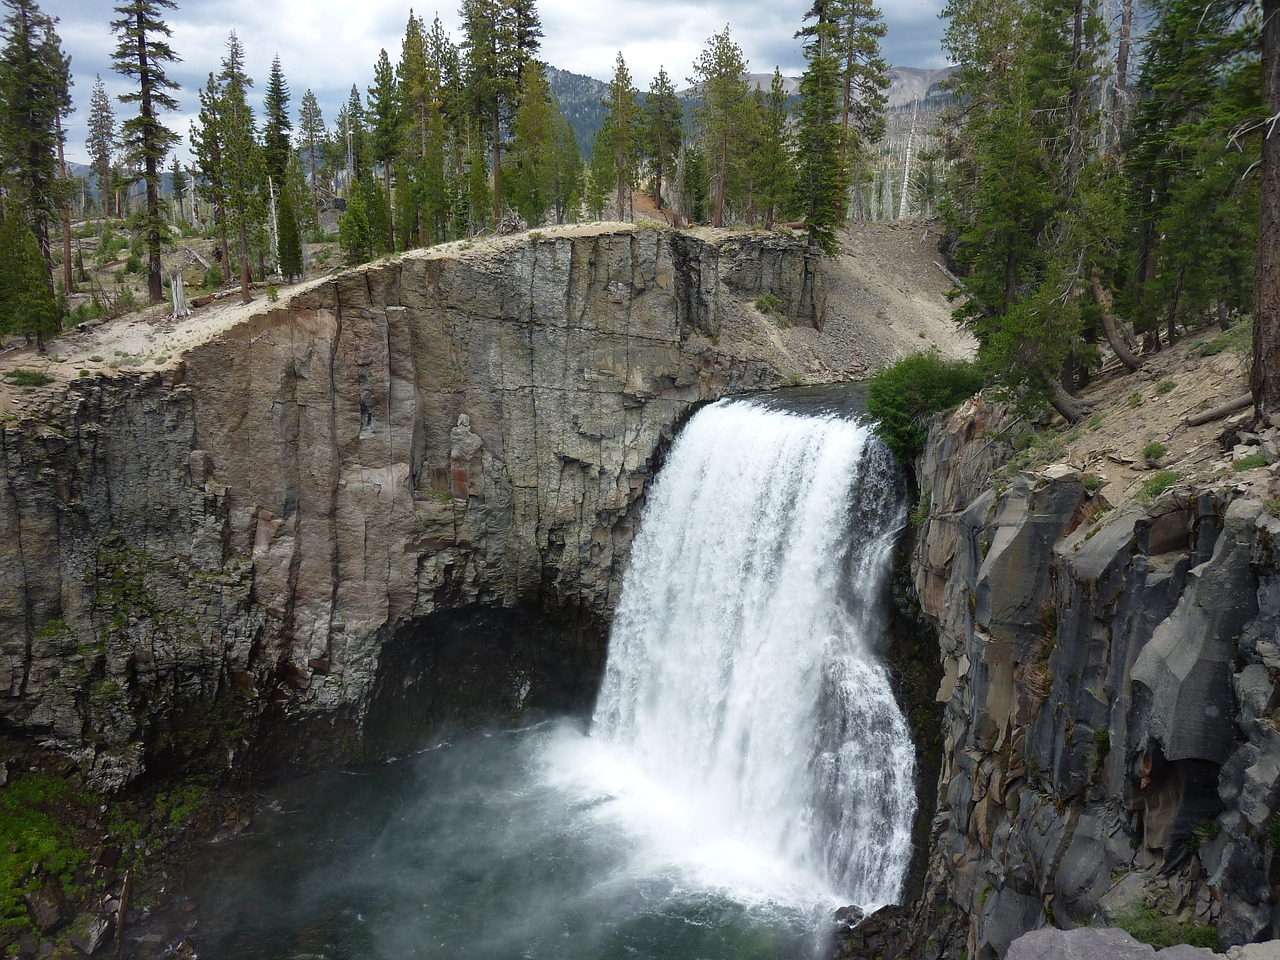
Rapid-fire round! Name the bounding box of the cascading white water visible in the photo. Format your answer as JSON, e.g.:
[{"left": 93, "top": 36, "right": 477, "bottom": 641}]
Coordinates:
[{"left": 590, "top": 398, "right": 918, "bottom": 909}]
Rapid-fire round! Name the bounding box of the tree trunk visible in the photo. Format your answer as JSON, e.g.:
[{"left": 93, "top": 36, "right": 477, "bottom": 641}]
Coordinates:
[
  {"left": 1253, "top": 0, "right": 1280, "bottom": 421},
  {"left": 1091, "top": 276, "right": 1142, "bottom": 371},
  {"left": 239, "top": 226, "right": 252, "bottom": 304},
  {"left": 383, "top": 163, "right": 394, "bottom": 252},
  {"left": 1111, "top": 0, "right": 1133, "bottom": 147},
  {"left": 55, "top": 114, "right": 73, "bottom": 297},
  {"left": 714, "top": 128, "right": 727, "bottom": 227},
  {"left": 491, "top": 106, "right": 502, "bottom": 225},
  {"left": 1050, "top": 381, "right": 1089, "bottom": 424}
]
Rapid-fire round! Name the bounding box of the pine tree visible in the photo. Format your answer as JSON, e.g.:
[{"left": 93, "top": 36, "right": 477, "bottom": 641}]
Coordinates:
[
  {"left": 111, "top": 0, "right": 180, "bottom": 305},
  {"left": 690, "top": 26, "right": 750, "bottom": 227},
  {"left": 0, "top": 207, "right": 58, "bottom": 348},
  {"left": 642, "top": 67, "right": 682, "bottom": 210},
  {"left": 939, "top": 0, "right": 1111, "bottom": 420},
  {"left": 262, "top": 54, "right": 292, "bottom": 187},
  {"left": 831, "top": 0, "right": 890, "bottom": 159},
  {"left": 461, "top": 0, "right": 511, "bottom": 222},
  {"left": 218, "top": 32, "right": 265, "bottom": 303},
  {"left": 754, "top": 68, "right": 793, "bottom": 229},
  {"left": 795, "top": 5, "right": 848, "bottom": 253},
  {"left": 550, "top": 110, "right": 580, "bottom": 224},
  {"left": 1126, "top": 0, "right": 1261, "bottom": 343},
  {"left": 367, "top": 47, "right": 400, "bottom": 250},
  {"left": 190, "top": 70, "right": 229, "bottom": 272},
  {"left": 338, "top": 183, "right": 371, "bottom": 264},
  {"left": 0, "top": 0, "right": 70, "bottom": 287},
  {"left": 1255, "top": 0, "right": 1280, "bottom": 419},
  {"left": 277, "top": 187, "right": 302, "bottom": 281},
  {"left": 87, "top": 74, "right": 115, "bottom": 220},
  {"left": 508, "top": 60, "right": 555, "bottom": 225},
  {"left": 169, "top": 152, "right": 185, "bottom": 222},
  {"left": 297, "top": 88, "right": 325, "bottom": 224},
  {"left": 596, "top": 52, "right": 638, "bottom": 220}
]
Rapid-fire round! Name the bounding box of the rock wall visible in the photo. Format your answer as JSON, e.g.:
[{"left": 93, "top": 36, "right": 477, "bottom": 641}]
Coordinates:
[
  {"left": 889, "top": 398, "right": 1280, "bottom": 957},
  {"left": 0, "top": 226, "right": 834, "bottom": 788}
]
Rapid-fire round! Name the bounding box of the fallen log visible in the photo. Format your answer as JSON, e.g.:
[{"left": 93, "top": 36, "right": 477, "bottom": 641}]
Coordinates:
[{"left": 1186, "top": 391, "right": 1253, "bottom": 426}]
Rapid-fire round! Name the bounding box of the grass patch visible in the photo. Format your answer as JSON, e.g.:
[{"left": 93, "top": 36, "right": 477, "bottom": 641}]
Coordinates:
[
  {"left": 3, "top": 368, "right": 54, "bottom": 387},
  {"left": 1088, "top": 413, "right": 1106, "bottom": 430},
  {"left": 1138, "top": 470, "right": 1180, "bottom": 505},
  {"left": 1142, "top": 441, "right": 1168, "bottom": 462},
  {"left": 1129, "top": 391, "right": 1144, "bottom": 408},
  {"left": 1234, "top": 453, "right": 1268, "bottom": 472},
  {"left": 1113, "top": 902, "right": 1218, "bottom": 951},
  {"left": 1193, "top": 322, "right": 1252, "bottom": 359},
  {"left": 0, "top": 774, "right": 89, "bottom": 933},
  {"left": 1155, "top": 378, "right": 1177, "bottom": 396}
]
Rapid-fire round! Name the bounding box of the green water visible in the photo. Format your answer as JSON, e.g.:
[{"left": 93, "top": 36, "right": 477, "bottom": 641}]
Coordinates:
[{"left": 187, "top": 722, "right": 837, "bottom": 960}]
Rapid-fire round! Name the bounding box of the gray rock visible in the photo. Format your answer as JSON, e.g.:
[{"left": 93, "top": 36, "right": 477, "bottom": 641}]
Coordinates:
[{"left": 1007, "top": 927, "right": 1217, "bottom": 960}]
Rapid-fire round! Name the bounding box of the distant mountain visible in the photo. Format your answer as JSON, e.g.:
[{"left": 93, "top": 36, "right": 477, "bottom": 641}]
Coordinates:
[
  {"left": 548, "top": 64, "right": 953, "bottom": 160},
  {"left": 546, "top": 66, "right": 610, "bottom": 159}
]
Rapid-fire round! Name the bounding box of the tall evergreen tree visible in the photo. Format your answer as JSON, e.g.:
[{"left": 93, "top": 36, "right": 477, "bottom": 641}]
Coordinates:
[
  {"left": 690, "top": 26, "right": 750, "bottom": 227},
  {"left": 0, "top": 0, "right": 70, "bottom": 287},
  {"left": 641, "top": 66, "right": 682, "bottom": 211},
  {"left": 86, "top": 73, "right": 115, "bottom": 220},
  {"left": 1255, "top": 0, "right": 1280, "bottom": 419},
  {"left": 1126, "top": 0, "right": 1261, "bottom": 343},
  {"left": 507, "top": 60, "right": 555, "bottom": 225},
  {"left": 218, "top": 32, "right": 265, "bottom": 303},
  {"left": 0, "top": 207, "right": 57, "bottom": 347},
  {"left": 190, "top": 70, "right": 229, "bottom": 272},
  {"left": 111, "top": 0, "right": 180, "bottom": 305},
  {"left": 549, "top": 109, "right": 580, "bottom": 224},
  {"left": 367, "top": 47, "right": 400, "bottom": 250},
  {"left": 277, "top": 188, "right": 302, "bottom": 282},
  {"left": 597, "top": 52, "right": 638, "bottom": 220},
  {"left": 297, "top": 88, "right": 325, "bottom": 224},
  {"left": 754, "top": 68, "right": 793, "bottom": 229},
  {"left": 795, "top": 4, "right": 848, "bottom": 253},
  {"left": 939, "top": 0, "right": 1111, "bottom": 420},
  {"left": 262, "top": 54, "right": 292, "bottom": 187}
]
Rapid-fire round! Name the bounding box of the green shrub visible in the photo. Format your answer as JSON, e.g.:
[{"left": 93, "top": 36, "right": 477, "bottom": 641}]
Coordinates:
[
  {"left": 204, "top": 265, "right": 222, "bottom": 290},
  {"left": 1155, "top": 378, "right": 1177, "bottom": 396},
  {"left": 755, "top": 292, "right": 782, "bottom": 315},
  {"left": 1143, "top": 441, "right": 1168, "bottom": 462},
  {"left": 4, "top": 369, "right": 54, "bottom": 387},
  {"left": 1138, "top": 470, "right": 1180, "bottom": 504},
  {"left": 866, "top": 352, "right": 985, "bottom": 461},
  {"left": 1129, "top": 391, "right": 1144, "bottom": 408},
  {"left": 124, "top": 253, "right": 142, "bottom": 274}
]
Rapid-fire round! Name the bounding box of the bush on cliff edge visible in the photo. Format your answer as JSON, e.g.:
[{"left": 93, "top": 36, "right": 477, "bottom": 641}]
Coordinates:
[{"left": 866, "top": 351, "right": 984, "bottom": 462}]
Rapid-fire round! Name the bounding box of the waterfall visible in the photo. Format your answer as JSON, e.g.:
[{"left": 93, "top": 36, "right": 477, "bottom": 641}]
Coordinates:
[{"left": 591, "top": 398, "right": 918, "bottom": 909}]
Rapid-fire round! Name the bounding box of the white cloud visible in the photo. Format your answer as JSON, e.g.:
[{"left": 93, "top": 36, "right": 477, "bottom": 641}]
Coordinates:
[{"left": 42, "top": 0, "right": 946, "bottom": 165}]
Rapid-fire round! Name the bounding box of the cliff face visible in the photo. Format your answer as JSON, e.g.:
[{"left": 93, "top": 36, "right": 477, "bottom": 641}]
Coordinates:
[
  {"left": 902, "top": 399, "right": 1280, "bottom": 956},
  {"left": 0, "top": 226, "right": 838, "bottom": 788}
]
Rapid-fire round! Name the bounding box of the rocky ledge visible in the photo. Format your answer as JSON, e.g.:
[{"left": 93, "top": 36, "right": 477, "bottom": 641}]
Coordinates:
[
  {"left": 847, "top": 393, "right": 1280, "bottom": 959},
  {"left": 1, "top": 224, "right": 923, "bottom": 790}
]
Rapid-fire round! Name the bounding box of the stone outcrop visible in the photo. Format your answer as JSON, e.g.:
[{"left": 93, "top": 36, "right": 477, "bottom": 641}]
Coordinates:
[
  {"left": 0, "top": 226, "right": 842, "bottom": 788},
  {"left": 891, "top": 397, "right": 1280, "bottom": 958}
]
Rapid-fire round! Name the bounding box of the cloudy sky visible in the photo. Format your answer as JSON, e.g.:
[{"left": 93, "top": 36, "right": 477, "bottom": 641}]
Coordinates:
[{"left": 42, "top": 0, "right": 949, "bottom": 166}]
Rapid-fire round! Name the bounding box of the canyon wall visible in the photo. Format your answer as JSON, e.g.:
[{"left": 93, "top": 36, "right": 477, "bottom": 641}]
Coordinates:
[
  {"left": 849, "top": 398, "right": 1280, "bottom": 958},
  {"left": 0, "top": 226, "right": 842, "bottom": 788}
]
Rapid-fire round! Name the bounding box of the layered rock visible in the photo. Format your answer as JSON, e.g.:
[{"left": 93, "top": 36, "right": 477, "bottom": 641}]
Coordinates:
[
  {"left": 898, "top": 398, "right": 1280, "bottom": 957},
  {"left": 0, "top": 226, "right": 839, "bottom": 787}
]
